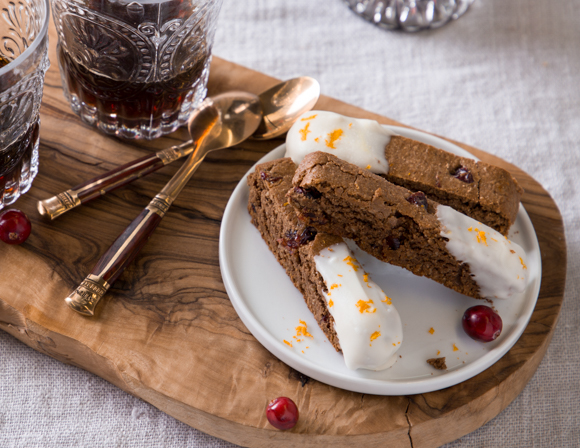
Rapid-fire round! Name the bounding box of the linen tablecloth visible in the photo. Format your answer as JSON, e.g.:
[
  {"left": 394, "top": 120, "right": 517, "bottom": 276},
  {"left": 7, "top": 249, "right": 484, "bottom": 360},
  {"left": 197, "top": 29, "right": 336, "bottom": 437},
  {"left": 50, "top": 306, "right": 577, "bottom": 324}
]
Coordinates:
[{"left": 1, "top": 0, "right": 578, "bottom": 446}]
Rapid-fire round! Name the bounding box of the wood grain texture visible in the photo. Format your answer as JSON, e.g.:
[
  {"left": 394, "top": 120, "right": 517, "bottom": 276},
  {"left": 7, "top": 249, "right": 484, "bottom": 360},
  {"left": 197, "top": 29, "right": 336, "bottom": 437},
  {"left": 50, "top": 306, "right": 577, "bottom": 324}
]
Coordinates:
[{"left": 0, "top": 23, "right": 566, "bottom": 448}]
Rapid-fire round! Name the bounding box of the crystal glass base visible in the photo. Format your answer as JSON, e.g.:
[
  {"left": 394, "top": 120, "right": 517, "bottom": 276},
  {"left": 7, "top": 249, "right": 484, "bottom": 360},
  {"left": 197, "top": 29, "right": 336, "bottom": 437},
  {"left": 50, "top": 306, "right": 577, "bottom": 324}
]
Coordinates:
[
  {"left": 344, "top": 0, "right": 475, "bottom": 32},
  {"left": 0, "top": 119, "right": 40, "bottom": 210},
  {"left": 60, "top": 62, "right": 210, "bottom": 140},
  {"left": 61, "top": 63, "right": 209, "bottom": 140}
]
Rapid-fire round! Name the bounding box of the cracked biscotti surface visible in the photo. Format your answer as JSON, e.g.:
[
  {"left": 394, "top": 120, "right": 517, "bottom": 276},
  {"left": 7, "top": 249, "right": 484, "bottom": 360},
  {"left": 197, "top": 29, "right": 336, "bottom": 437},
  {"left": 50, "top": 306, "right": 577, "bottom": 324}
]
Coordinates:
[
  {"left": 288, "top": 151, "right": 483, "bottom": 300},
  {"left": 247, "top": 157, "right": 343, "bottom": 352},
  {"left": 384, "top": 135, "right": 523, "bottom": 235}
]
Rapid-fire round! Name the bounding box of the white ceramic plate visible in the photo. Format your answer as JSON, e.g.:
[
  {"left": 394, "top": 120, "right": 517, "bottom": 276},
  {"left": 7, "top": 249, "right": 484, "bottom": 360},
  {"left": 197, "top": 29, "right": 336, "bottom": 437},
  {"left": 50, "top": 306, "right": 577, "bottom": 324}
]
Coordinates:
[{"left": 219, "top": 126, "right": 542, "bottom": 395}]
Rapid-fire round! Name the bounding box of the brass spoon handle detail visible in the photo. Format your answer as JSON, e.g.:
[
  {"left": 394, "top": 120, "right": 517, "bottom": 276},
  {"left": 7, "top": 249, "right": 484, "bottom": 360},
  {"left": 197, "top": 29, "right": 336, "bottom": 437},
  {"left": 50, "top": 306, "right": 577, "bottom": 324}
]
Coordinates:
[
  {"left": 65, "top": 140, "right": 210, "bottom": 316},
  {"left": 37, "top": 143, "right": 190, "bottom": 220}
]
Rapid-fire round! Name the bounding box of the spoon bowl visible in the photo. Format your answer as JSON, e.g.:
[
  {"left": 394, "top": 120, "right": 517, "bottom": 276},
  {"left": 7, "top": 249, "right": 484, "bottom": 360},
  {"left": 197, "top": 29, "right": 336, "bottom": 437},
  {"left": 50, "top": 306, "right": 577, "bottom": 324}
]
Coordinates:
[{"left": 252, "top": 76, "right": 320, "bottom": 140}]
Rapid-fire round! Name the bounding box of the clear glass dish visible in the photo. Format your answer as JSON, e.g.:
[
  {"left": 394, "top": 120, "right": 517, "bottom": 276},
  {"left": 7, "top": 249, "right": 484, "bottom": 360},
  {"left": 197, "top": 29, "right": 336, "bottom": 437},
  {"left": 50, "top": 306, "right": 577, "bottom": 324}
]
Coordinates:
[{"left": 344, "top": 0, "right": 475, "bottom": 32}]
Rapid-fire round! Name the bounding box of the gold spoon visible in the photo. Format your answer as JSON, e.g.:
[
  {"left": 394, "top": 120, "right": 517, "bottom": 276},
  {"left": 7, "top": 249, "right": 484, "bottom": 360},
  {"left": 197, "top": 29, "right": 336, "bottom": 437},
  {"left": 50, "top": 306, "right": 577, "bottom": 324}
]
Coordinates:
[
  {"left": 65, "top": 91, "right": 262, "bottom": 316},
  {"left": 38, "top": 77, "right": 320, "bottom": 219}
]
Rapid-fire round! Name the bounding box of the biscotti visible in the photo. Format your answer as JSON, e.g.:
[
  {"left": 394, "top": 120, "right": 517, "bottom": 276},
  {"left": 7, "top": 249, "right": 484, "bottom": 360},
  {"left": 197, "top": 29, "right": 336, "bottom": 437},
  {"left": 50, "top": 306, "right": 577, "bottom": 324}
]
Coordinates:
[
  {"left": 288, "top": 151, "right": 529, "bottom": 301},
  {"left": 285, "top": 110, "right": 523, "bottom": 235},
  {"left": 383, "top": 135, "right": 523, "bottom": 236},
  {"left": 247, "top": 158, "right": 342, "bottom": 351},
  {"left": 248, "top": 158, "right": 403, "bottom": 370}
]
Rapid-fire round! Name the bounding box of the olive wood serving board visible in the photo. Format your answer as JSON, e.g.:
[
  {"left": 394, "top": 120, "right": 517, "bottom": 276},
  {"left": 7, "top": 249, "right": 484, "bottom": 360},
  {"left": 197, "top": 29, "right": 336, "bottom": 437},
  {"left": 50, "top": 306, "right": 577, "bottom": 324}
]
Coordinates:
[{"left": 0, "top": 24, "right": 566, "bottom": 448}]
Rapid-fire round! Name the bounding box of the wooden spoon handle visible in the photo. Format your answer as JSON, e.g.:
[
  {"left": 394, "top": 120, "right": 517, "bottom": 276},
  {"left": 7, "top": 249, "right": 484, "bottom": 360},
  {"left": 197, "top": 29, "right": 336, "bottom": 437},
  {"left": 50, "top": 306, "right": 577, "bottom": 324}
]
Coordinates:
[
  {"left": 37, "top": 145, "right": 187, "bottom": 219},
  {"left": 64, "top": 194, "right": 171, "bottom": 316}
]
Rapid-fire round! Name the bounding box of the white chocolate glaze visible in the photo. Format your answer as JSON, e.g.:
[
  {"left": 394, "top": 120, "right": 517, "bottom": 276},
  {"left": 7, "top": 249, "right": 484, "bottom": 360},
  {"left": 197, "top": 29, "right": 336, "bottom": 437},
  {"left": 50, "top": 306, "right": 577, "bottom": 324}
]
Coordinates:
[
  {"left": 314, "top": 242, "right": 403, "bottom": 371},
  {"left": 285, "top": 111, "right": 394, "bottom": 174},
  {"left": 437, "top": 205, "right": 528, "bottom": 299}
]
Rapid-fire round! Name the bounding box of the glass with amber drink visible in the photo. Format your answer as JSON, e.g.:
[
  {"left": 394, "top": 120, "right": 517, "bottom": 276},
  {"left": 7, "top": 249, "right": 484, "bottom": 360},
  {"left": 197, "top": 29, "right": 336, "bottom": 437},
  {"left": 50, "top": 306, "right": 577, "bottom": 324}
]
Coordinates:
[
  {"left": 0, "top": 0, "right": 49, "bottom": 209},
  {"left": 51, "top": 0, "right": 224, "bottom": 139}
]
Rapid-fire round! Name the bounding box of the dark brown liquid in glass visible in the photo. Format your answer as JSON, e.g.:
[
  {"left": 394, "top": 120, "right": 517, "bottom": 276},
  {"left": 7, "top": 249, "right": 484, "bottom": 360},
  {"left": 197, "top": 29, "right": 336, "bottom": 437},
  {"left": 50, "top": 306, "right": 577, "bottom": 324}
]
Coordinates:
[{"left": 58, "top": 45, "right": 207, "bottom": 133}]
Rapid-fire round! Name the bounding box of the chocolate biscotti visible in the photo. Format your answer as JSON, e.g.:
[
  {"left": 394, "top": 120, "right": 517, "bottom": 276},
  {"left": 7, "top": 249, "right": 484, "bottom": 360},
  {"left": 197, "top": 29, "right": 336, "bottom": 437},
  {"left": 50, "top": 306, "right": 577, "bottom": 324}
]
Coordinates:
[
  {"left": 383, "top": 135, "right": 523, "bottom": 236},
  {"left": 248, "top": 158, "right": 403, "bottom": 370},
  {"left": 288, "top": 152, "right": 529, "bottom": 301},
  {"left": 247, "top": 158, "right": 342, "bottom": 352},
  {"left": 285, "top": 110, "right": 523, "bottom": 235}
]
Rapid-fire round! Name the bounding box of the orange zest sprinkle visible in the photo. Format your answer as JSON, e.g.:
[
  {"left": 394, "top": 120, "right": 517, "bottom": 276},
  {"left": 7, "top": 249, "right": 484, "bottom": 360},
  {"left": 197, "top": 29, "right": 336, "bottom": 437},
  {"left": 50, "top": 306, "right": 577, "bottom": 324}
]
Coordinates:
[
  {"left": 343, "top": 255, "right": 360, "bottom": 271},
  {"left": 476, "top": 230, "right": 488, "bottom": 245},
  {"left": 325, "top": 129, "right": 344, "bottom": 149},
  {"left": 366, "top": 165, "right": 371, "bottom": 170},
  {"left": 370, "top": 331, "right": 381, "bottom": 341},
  {"left": 437, "top": 350, "right": 441, "bottom": 355},
  {"left": 392, "top": 343, "right": 396, "bottom": 346},
  {"left": 299, "top": 122, "right": 311, "bottom": 141},
  {"left": 491, "top": 238, "right": 498, "bottom": 242},
  {"left": 330, "top": 283, "right": 340, "bottom": 289},
  {"left": 510, "top": 249, "right": 516, "bottom": 254},
  {"left": 453, "top": 343, "right": 459, "bottom": 352},
  {"left": 296, "top": 320, "right": 313, "bottom": 338},
  {"left": 337, "top": 274, "right": 343, "bottom": 277},
  {"left": 428, "top": 327, "right": 435, "bottom": 335},
  {"left": 356, "top": 299, "right": 376, "bottom": 313},
  {"left": 301, "top": 114, "right": 317, "bottom": 121},
  {"left": 363, "top": 273, "right": 369, "bottom": 283},
  {"left": 328, "top": 299, "right": 334, "bottom": 307},
  {"left": 468, "top": 227, "right": 473, "bottom": 232},
  {"left": 520, "top": 257, "right": 527, "bottom": 270},
  {"left": 314, "top": 137, "right": 320, "bottom": 143},
  {"left": 382, "top": 296, "right": 392, "bottom": 305},
  {"left": 283, "top": 202, "right": 289, "bottom": 206},
  {"left": 284, "top": 340, "right": 293, "bottom": 347},
  {"left": 349, "top": 122, "right": 353, "bottom": 128}
]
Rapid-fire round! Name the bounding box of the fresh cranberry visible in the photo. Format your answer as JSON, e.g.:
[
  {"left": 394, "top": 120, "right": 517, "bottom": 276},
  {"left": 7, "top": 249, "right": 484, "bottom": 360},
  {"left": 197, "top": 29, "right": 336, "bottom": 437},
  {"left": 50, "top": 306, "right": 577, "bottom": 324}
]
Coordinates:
[
  {"left": 266, "top": 397, "right": 299, "bottom": 430},
  {"left": 453, "top": 166, "right": 474, "bottom": 183},
  {"left": 462, "top": 305, "right": 503, "bottom": 342},
  {"left": 406, "top": 191, "right": 428, "bottom": 209},
  {"left": 0, "top": 209, "right": 31, "bottom": 245}
]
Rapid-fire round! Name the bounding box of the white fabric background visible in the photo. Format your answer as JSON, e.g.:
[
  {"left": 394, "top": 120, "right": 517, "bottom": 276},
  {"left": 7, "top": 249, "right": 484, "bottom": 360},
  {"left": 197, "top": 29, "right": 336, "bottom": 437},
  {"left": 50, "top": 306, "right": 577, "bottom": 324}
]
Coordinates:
[{"left": 1, "top": 0, "right": 579, "bottom": 446}]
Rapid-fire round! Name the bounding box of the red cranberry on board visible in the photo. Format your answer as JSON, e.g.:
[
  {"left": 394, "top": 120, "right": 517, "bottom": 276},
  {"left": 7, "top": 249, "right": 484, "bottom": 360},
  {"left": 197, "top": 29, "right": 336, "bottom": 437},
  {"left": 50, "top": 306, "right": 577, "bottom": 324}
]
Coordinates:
[
  {"left": 462, "top": 305, "right": 503, "bottom": 342},
  {"left": 266, "top": 397, "right": 299, "bottom": 430},
  {"left": 0, "top": 209, "right": 32, "bottom": 245}
]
